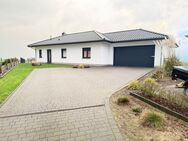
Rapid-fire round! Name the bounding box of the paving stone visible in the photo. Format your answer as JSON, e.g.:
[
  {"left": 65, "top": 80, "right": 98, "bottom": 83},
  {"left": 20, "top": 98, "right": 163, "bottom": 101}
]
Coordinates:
[
  {"left": 0, "top": 107, "right": 120, "bottom": 141},
  {"left": 0, "top": 67, "right": 150, "bottom": 116},
  {"left": 0, "top": 67, "right": 149, "bottom": 141}
]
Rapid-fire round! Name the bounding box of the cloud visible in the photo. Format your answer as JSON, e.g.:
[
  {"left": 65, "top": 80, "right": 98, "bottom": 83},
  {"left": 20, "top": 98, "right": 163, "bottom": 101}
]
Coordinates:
[{"left": 0, "top": 0, "right": 188, "bottom": 59}]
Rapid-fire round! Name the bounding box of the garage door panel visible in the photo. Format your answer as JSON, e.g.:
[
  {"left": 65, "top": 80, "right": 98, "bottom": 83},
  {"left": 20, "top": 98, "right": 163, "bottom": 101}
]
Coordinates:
[{"left": 114, "top": 45, "right": 155, "bottom": 67}]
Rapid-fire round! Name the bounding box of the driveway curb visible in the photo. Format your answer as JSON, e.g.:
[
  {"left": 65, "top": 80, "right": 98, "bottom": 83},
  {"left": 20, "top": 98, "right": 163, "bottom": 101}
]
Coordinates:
[{"left": 105, "top": 97, "right": 124, "bottom": 141}]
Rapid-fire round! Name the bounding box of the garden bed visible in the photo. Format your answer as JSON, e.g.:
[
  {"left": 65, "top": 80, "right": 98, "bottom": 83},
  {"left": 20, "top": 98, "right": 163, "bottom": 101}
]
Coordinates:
[
  {"left": 137, "top": 91, "right": 188, "bottom": 117},
  {"left": 110, "top": 68, "right": 188, "bottom": 141},
  {"left": 110, "top": 89, "right": 188, "bottom": 141}
]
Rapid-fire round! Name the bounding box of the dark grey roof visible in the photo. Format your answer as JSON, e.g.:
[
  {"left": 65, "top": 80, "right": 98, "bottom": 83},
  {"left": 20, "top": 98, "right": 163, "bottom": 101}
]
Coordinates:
[
  {"left": 28, "top": 29, "right": 168, "bottom": 47},
  {"left": 28, "top": 31, "right": 105, "bottom": 47},
  {"left": 104, "top": 29, "right": 168, "bottom": 42}
]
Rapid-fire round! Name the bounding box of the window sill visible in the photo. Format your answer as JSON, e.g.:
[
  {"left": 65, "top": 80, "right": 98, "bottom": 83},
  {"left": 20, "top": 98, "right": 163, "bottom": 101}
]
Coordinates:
[{"left": 83, "top": 58, "right": 91, "bottom": 59}]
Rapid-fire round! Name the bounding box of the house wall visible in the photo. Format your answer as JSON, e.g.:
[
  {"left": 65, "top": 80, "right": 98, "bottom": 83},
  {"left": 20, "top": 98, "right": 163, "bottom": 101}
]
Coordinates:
[
  {"left": 153, "top": 39, "right": 171, "bottom": 66},
  {"left": 34, "top": 42, "right": 110, "bottom": 65},
  {"left": 33, "top": 40, "right": 167, "bottom": 67}
]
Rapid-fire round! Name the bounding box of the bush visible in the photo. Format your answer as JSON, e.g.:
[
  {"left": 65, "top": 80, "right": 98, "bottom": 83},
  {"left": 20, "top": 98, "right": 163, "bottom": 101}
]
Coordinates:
[
  {"left": 142, "top": 112, "right": 165, "bottom": 128},
  {"left": 141, "top": 78, "right": 158, "bottom": 97},
  {"left": 128, "top": 80, "right": 142, "bottom": 90},
  {"left": 73, "top": 64, "right": 90, "bottom": 69},
  {"left": 132, "top": 107, "right": 142, "bottom": 114},
  {"left": 152, "top": 69, "right": 164, "bottom": 80},
  {"left": 164, "top": 54, "right": 182, "bottom": 76},
  {"left": 117, "top": 96, "right": 130, "bottom": 105},
  {"left": 32, "top": 62, "right": 41, "bottom": 66}
]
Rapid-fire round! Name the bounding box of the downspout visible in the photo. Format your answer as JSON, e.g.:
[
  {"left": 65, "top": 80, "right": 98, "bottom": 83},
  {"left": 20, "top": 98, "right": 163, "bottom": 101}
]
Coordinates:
[
  {"left": 34, "top": 48, "right": 37, "bottom": 62},
  {"left": 160, "top": 40, "right": 163, "bottom": 67}
]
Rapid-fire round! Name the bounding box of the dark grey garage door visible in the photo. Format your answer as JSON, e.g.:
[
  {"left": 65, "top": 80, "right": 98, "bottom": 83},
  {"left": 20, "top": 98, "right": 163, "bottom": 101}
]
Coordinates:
[{"left": 114, "top": 45, "right": 155, "bottom": 67}]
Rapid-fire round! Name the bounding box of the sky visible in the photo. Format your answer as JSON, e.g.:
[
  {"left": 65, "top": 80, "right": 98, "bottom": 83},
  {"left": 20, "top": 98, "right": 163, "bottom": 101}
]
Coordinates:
[{"left": 0, "top": 0, "right": 188, "bottom": 61}]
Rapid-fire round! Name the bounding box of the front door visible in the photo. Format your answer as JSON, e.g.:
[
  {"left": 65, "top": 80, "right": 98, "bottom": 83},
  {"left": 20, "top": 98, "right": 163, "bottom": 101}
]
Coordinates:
[{"left": 47, "top": 49, "right": 52, "bottom": 64}]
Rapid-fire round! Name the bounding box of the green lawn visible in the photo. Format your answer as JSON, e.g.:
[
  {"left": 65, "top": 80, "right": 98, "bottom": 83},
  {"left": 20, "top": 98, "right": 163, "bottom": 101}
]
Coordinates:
[{"left": 0, "top": 63, "right": 72, "bottom": 104}]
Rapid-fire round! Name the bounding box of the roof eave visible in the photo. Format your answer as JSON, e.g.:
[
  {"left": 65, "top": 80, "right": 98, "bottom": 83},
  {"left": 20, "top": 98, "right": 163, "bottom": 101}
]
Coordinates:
[
  {"left": 27, "top": 39, "right": 109, "bottom": 47},
  {"left": 28, "top": 38, "right": 166, "bottom": 47},
  {"left": 109, "top": 37, "right": 166, "bottom": 43}
]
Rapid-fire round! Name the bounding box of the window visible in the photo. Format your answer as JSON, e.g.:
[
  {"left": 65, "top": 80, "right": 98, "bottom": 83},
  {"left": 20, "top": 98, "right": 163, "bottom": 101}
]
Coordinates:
[
  {"left": 39, "top": 50, "right": 42, "bottom": 58},
  {"left": 61, "top": 49, "right": 67, "bottom": 58},
  {"left": 82, "top": 48, "right": 91, "bottom": 59}
]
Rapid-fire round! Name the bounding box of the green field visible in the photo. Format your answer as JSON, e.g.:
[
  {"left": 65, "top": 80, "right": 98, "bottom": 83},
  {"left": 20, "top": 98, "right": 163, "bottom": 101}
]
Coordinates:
[{"left": 0, "top": 63, "right": 72, "bottom": 104}]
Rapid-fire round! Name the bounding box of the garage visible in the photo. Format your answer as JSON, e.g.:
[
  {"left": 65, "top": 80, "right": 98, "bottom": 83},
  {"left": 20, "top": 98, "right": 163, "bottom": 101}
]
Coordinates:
[{"left": 113, "top": 45, "right": 155, "bottom": 67}]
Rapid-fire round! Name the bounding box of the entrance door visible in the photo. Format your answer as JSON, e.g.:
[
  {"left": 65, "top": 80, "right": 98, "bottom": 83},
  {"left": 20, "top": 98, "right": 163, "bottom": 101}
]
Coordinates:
[{"left": 47, "top": 49, "right": 52, "bottom": 64}]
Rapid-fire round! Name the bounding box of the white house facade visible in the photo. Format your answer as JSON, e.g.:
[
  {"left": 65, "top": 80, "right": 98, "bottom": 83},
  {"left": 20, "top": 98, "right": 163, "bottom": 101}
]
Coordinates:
[{"left": 28, "top": 29, "right": 172, "bottom": 67}]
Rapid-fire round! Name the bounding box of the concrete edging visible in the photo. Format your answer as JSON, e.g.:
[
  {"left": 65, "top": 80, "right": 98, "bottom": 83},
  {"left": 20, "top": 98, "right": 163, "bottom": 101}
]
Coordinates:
[
  {"left": 105, "top": 97, "right": 124, "bottom": 141},
  {"left": 130, "top": 92, "right": 188, "bottom": 122}
]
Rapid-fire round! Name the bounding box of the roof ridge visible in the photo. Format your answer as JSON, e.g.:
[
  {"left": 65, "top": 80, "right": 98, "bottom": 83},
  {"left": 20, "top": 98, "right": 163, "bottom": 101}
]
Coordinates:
[
  {"left": 103, "top": 28, "right": 141, "bottom": 34},
  {"left": 62, "top": 30, "right": 96, "bottom": 36},
  {"left": 94, "top": 31, "right": 111, "bottom": 41}
]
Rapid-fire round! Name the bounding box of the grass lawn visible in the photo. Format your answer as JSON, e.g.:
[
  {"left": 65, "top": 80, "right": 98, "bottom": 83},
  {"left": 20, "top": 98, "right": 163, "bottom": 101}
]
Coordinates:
[{"left": 0, "top": 63, "right": 72, "bottom": 104}]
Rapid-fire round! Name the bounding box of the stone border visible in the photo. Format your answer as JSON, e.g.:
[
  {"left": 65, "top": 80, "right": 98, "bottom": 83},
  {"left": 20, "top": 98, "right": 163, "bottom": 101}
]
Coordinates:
[
  {"left": 130, "top": 92, "right": 188, "bottom": 122},
  {"left": 105, "top": 97, "right": 125, "bottom": 141}
]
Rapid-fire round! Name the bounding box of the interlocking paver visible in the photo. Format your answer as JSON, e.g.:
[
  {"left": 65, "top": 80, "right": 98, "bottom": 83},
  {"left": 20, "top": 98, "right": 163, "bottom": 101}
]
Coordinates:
[
  {"left": 0, "top": 67, "right": 151, "bottom": 116},
  {"left": 0, "top": 107, "right": 116, "bottom": 141},
  {"left": 0, "top": 67, "right": 151, "bottom": 141}
]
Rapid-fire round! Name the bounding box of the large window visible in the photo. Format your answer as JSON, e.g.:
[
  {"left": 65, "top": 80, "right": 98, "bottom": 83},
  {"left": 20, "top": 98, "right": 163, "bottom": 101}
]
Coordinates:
[
  {"left": 82, "top": 48, "right": 91, "bottom": 59},
  {"left": 39, "top": 50, "right": 42, "bottom": 58},
  {"left": 61, "top": 49, "right": 67, "bottom": 58}
]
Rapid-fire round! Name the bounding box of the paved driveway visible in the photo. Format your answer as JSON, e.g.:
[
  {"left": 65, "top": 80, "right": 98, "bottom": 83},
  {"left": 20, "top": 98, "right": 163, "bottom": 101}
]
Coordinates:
[
  {"left": 0, "top": 67, "right": 151, "bottom": 116},
  {"left": 0, "top": 67, "right": 151, "bottom": 141}
]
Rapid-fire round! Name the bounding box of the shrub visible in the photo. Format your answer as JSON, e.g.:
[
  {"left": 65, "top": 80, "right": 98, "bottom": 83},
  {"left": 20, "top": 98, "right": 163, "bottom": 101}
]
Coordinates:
[
  {"left": 117, "top": 96, "right": 130, "bottom": 105},
  {"left": 32, "top": 62, "right": 41, "bottom": 66},
  {"left": 128, "top": 80, "right": 142, "bottom": 90},
  {"left": 72, "top": 64, "right": 90, "bottom": 69},
  {"left": 132, "top": 107, "right": 142, "bottom": 114},
  {"left": 141, "top": 78, "right": 158, "bottom": 97},
  {"left": 164, "top": 54, "right": 182, "bottom": 76},
  {"left": 142, "top": 112, "right": 165, "bottom": 128},
  {"left": 152, "top": 69, "right": 164, "bottom": 80},
  {"left": 143, "top": 78, "right": 156, "bottom": 85}
]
